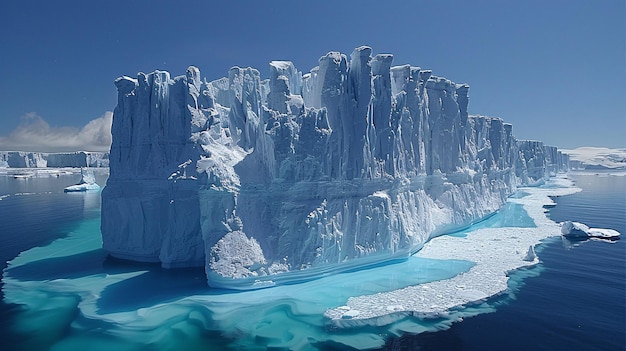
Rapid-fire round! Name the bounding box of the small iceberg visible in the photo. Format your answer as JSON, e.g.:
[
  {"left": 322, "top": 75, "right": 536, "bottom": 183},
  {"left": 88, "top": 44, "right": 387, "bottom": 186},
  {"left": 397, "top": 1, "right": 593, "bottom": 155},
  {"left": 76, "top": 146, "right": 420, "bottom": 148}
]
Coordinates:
[
  {"left": 13, "top": 172, "right": 34, "bottom": 179},
  {"left": 560, "top": 220, "right": 621, "bottom": 239},
  {"left": 64, "top": 169, "right": 100, "bottom": 192}
]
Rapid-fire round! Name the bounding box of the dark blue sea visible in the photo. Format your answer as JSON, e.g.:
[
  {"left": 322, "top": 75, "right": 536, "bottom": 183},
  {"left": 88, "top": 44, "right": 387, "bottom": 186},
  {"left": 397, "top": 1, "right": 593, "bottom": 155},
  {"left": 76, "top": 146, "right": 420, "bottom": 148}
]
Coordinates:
[{"left": 0, "top": 170, "right": 624, "bottom": 350}]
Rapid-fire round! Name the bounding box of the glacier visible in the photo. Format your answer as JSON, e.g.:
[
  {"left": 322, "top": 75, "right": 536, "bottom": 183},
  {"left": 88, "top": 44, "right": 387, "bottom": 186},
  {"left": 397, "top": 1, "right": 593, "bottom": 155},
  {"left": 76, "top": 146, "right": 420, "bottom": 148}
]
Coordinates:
[{"left": 101, "top": 46, "right": 570, "bottom": 289}]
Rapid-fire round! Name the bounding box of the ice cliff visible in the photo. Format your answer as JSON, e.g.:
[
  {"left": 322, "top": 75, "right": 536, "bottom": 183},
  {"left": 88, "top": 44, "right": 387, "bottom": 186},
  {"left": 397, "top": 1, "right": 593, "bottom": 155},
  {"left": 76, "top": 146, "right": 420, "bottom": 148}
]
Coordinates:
[
  {"left": 101, "top": 46, "right": 569, "bottom": 289},
  {"left": 0, "top": 151, "right": 109, "bottom": 168}
]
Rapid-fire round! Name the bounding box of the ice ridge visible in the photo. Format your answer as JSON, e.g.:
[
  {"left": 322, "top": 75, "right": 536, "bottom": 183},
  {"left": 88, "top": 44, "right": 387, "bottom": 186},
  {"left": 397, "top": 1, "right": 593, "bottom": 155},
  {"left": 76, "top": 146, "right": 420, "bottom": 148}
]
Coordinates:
[{"left": 101, "top": 46, "right": 570, "bottom": 289}]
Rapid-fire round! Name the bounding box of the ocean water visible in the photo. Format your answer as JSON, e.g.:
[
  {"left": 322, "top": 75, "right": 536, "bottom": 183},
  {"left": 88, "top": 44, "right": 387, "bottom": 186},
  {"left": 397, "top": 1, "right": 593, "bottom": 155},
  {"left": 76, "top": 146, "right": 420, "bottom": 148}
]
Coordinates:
[
  {"left": 0, "top": 170, "right": 624, "bottom": 350},
  {"left": 388, "top": 171, "right": 626, "bottom": 351}
]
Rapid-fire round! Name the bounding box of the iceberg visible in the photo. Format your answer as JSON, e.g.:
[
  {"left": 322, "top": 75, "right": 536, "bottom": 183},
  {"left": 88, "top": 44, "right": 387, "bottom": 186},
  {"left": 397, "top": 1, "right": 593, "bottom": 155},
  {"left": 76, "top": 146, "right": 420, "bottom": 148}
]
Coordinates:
[
  {"left": 0, "top": 151, "right": 109, "bottom": 168},
  {"left": 64, "top": 169, "right": 101, "bottom": 192},
  {"left": 560, "top": 220, "right": 621, "bottom": 239},
  {"left": 101, "top": 46, "right": 570, "bottom": 289},
  {"left": 562, "top": 147, "right": 626, "bottom": 170}
]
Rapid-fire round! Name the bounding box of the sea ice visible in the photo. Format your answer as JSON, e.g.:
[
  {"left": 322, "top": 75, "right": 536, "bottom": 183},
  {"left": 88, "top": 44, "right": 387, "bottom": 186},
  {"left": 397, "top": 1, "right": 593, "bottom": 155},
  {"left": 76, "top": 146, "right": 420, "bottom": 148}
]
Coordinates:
[{"left": 325, "top": 175, "right": 581, "bottom": 326}]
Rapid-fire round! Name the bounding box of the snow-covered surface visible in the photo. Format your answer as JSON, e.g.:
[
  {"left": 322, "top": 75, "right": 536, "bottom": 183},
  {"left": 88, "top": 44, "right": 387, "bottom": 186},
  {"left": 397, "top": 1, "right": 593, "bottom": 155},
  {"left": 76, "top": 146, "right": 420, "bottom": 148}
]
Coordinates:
[
  {"left": 102, "top": 46, "right": 570, "bottom": 288},
  {"left": 562, "top": 147, "right": 626, "bottom": 169},
  {"left": 560, "top": 220, "right": 621, "bottom": 239},
  {"left": 325, "top": 176, "right": 580, "bottom": 326}
]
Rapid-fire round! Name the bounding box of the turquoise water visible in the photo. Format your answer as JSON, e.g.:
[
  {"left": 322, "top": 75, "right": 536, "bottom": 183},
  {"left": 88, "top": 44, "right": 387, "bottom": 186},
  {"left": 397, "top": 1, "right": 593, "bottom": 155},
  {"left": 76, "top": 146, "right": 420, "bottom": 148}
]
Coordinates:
[
  {"left": 447, "top": 201, "right": 536, "bottom": 238},
  {"left": 1, "top": 171, "right": 624, "bottom": 350}
]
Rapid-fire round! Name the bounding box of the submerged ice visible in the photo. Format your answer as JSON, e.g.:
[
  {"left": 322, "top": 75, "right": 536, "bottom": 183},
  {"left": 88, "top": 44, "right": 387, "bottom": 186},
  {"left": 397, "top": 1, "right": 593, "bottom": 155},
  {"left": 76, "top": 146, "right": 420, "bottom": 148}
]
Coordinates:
[{"left": 101, "top": 46, "right": 569, "bottom": 289}]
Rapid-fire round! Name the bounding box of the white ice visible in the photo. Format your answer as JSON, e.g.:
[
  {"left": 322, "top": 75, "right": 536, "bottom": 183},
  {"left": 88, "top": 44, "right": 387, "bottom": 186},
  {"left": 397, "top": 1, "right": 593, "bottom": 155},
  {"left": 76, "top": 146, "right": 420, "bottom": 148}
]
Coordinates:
[
  {"left": 325, "top": 175, "right": 581, "bottom": 326},
  {"left": 562, "top": 147, "right": 626, "bottom": 170},
  {"left": 64, "top": 169, "right": 100, "bottom": 192},
  {"left": 560, "top": 220, "right": 621, "bottom": 239}
]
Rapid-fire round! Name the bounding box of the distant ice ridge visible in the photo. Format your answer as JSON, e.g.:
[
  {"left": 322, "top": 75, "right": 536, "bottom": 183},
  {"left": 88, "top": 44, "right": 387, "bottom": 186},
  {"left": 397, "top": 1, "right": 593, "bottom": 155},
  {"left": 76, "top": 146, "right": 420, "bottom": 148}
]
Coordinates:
[
  {"left": 102, "top": 46, "right": 570, "bottom": 289},
  {"left": 0, "top": 151, "right": 109, "bottom": 168},
  {"left": 562, "top": 147, "right": 626, "bottom": 170}
]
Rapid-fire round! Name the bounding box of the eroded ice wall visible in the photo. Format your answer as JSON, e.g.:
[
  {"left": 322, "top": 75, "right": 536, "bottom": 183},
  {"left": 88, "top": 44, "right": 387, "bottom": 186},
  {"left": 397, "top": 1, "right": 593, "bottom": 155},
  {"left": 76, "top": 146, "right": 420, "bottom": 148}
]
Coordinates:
[
  {"left": 101, "top": 70, "right": 205, "bottom": 268},
  {"left": 101, "top": 46, "right": 568, "bottom": 289}
]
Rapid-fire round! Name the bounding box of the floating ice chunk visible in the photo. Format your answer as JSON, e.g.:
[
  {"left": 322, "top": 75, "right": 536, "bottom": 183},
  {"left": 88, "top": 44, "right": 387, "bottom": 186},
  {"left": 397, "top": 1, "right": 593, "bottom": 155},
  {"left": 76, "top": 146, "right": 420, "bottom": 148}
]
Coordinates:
[
  {"left": 587, "top": 228, "right": 621, "bottom": 238},
  {"left": 560, "top": 221, "right": 590, "bottom": 237},
  {"left": 64, "top": 169, "right": 100, "bottom": 192},
  {"left": 560, "top": 220, "right": 620, "bottom": 239}
]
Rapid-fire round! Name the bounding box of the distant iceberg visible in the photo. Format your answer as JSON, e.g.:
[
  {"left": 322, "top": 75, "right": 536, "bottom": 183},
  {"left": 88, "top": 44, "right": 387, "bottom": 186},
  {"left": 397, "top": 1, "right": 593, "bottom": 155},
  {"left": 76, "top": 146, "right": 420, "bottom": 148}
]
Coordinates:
[
  {"left": 64, "top": 169, "right": 100, "bottom": 192},
  {"left": 0, "top": 151, "right": 109, "bottom": 168},
  {"left": 562, "top": 147, "right": 626, "bottom": 170}
]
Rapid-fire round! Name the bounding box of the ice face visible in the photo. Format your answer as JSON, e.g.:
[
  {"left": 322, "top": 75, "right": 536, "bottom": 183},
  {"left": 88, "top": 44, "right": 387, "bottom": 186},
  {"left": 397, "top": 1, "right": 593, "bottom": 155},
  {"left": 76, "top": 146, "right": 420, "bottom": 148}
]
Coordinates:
[{"left": 101, "top": 46, "right": 571, "bottom": 289}]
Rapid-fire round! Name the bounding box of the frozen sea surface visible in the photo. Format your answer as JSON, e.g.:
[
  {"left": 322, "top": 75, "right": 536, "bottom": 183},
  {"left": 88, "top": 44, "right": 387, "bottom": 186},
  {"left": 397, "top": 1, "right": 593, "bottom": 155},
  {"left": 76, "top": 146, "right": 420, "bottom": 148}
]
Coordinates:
[{"left": 1, "top": 175, "right": 586, "bottom": 350}]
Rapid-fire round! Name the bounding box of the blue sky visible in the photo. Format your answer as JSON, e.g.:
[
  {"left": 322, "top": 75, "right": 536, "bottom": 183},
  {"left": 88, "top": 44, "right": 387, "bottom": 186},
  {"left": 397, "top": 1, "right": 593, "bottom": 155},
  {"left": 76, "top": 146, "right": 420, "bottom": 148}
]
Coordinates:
[{"left": 0, "top": 0, "right": 624, "bottom": 151}]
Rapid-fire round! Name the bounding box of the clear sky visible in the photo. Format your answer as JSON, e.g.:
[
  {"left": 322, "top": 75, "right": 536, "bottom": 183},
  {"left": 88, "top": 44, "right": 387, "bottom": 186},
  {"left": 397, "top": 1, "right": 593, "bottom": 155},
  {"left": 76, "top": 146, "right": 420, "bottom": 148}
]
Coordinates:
[{"left": 0, "top": 0, "right": 624, "bottom": 151}]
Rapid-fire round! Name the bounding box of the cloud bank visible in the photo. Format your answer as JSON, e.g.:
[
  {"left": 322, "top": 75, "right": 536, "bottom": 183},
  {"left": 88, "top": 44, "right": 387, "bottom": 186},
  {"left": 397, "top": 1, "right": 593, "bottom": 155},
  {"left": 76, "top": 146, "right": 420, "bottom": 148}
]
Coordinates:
[{"left": 0, "top": 112, "right": 113, "bottom": 152}]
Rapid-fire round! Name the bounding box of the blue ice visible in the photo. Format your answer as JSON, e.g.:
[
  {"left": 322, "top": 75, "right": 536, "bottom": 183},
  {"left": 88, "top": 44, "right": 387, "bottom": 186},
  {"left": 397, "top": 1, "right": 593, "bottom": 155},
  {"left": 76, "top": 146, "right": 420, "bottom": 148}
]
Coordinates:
[{"left": 3, "top": 191, "right": 541, "bottom": 350}]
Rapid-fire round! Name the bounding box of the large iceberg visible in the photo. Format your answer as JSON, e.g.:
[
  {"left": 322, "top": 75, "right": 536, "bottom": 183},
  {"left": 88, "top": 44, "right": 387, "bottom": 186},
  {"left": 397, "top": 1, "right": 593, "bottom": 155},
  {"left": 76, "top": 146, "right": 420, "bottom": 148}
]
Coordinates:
[{"left": 101, "top": 46, "right": 569, "bottom": 289}]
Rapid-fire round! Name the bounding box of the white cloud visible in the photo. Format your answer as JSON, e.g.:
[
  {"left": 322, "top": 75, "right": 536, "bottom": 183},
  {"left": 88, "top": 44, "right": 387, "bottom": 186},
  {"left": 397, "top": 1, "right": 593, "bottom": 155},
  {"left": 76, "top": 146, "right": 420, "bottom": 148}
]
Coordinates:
[{"left": 0, "top": 112, "right": 113, "bottom": 152}]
